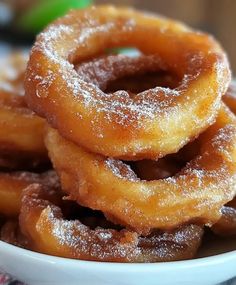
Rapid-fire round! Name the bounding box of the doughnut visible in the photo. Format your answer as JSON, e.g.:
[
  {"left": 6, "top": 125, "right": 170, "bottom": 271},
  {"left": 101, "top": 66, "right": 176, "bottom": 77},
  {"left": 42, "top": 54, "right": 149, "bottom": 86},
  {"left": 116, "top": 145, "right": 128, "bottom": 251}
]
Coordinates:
[
  {"left": 0, "top": 219, "right": 28, "bottom": 248},
  {"left": 1, "top": 5, "right": 234, "bottom": 263},
  {"left": 19, "top": 183, "right": 203, "bottom": 262},
  {"left": 209, "top": 82, "right": 236, "bottom": 236},
  {"left": 45, "top": 105, "right": 236, "bottom": 234},
  {"left": 0, "top": 91, "right": 48, "bottom": 169},
  {"left": 0, "top": 53, "right": 48, "bottom": 169},
  {"left": 0, "top": 171, "right": 59, "bottom": 217},
  {"left": 211, "top": 198, "right": 236, "bottom": 237},
  {"left": 0, "top": 52, "right": 27, "bottom": 94},
  {"left": 25, "top": 5, "right": 230, "bottom": 160}
]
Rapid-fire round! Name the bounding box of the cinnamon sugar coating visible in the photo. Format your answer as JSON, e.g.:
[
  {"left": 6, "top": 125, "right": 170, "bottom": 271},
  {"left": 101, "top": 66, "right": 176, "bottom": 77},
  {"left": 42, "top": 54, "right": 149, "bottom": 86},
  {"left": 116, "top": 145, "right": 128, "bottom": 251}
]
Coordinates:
[
  {"left": 0, "top": 53, "right": 48, "bottom": 170},
  {"left": 19, "top": 183, "right": 203, "bottom": 262},
  {"left": 45, "top": 105, "right": 236, "bottom": 234},
  {"left": 25, "top": 5, "right": 230, "bottom": 160}
]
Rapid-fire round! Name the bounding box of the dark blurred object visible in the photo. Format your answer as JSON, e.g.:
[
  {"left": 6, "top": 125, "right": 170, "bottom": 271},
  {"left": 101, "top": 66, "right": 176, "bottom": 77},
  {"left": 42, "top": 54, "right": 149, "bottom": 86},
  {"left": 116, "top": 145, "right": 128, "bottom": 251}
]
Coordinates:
[
  {"left": 0, "top": 2, "right": 13, "bottom": 27},
  {"left": 0, "top": 0, "right": 92, "bottom": 44}
]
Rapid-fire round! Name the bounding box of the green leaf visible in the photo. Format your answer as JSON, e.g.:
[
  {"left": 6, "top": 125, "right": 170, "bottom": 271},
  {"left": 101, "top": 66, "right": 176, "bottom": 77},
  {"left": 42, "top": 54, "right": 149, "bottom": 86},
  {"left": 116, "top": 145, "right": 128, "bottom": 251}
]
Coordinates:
[{"left": 18, "top": 0, "right": 92, "bottom": 33}]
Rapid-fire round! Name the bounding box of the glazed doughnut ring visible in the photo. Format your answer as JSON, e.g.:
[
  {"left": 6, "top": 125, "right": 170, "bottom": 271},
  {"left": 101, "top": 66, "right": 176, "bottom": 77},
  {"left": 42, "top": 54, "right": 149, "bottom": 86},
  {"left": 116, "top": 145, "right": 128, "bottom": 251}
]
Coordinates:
[
  {"left": 211, "top": 82, "right": 236, "bottom": 237},
  {"left": 0, "top": 91, "right": 47, "bottom": 169},
  {"left": 211, "top": 198, "right": 236, "bottom": 237},
  {"left": 25, "top": 5, "right": 230, "bottom": 160},
  {"left": 0, "top": 219, "right": 28, "bottom": 248},
  {"left": 0, "top": 171, "right": 58, "bottom": 217},
  {"left": 45, "top": 105, "right": 236, "bottom": 234},
  {"left": 0, "top": 53, "right": 47, "bottom": 169},
  {"left": 19, "top": 183, "right": 203, "bottom": 262}
]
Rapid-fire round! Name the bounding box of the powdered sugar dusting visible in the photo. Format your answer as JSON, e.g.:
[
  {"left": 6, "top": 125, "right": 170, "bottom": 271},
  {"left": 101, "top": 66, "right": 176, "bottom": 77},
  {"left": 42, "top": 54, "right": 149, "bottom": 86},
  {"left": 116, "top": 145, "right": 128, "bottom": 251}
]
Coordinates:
[
  {"left": 28, "top": 9, "right": 226, "bottom": 133},
  {"left": 42, "top": 204, "right": 203, "bottom": 262},
  {"left": 105, "top": 158, "right": 139, "bottom": 181},
  {"left": 44, "top": 205, "right": 142, "bottom": 261},
  {"left": 221, "top": 206, "right": 236, "bottom": 218},
  {"left": 34, "top": 71, "right": 55, "bottom": 98},
  {"left": 32, "top": 22, "right": 182, "bottom": 126}
]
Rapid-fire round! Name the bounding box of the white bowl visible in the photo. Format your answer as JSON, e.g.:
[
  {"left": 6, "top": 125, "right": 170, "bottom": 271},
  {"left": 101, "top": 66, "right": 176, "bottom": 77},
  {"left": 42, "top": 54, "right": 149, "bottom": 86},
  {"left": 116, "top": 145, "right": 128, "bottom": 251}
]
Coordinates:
[
  {"left": 0, "top": 235, "right": 235, "bottom": 285},
  {"left": 0, "top": 50, "right": 235, "bottom": 284}
]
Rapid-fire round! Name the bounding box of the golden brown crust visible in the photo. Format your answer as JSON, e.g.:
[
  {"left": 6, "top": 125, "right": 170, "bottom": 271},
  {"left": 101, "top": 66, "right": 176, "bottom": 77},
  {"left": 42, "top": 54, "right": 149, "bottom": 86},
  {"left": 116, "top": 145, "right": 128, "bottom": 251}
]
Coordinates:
[
  {"left": 1, "top": 7, "right": 234, "bottom": 263},
  {"left": 25, "top": 5, "right": 230, "bottom": 160},
  {"left": 19, "top": 183, "right": 203, "bottom": 262},
  {"left": 211, "top": 200, "right": 236, "bottom": 237},
  {"left": 0, "top": 171, "right": 59, "bottom": 216},
  {"left": 0, "top": 219, "right": 29, "bottom": 248},
  {"left": 45, "top": 105, "right": 236, "bottom": 234},
  {"left": 209, "top": 82, "right": 236, "bottom": 236},
  {"left": 0, "top": 53, "right": 48, "bottom": 169}
]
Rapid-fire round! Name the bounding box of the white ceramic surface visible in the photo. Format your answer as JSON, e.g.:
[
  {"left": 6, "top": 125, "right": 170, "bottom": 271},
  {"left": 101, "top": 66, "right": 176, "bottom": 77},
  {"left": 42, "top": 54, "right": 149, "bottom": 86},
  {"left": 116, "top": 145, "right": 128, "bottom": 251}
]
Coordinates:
[{"left": 0, "top": 239, "right": 235, "bottom": 285}]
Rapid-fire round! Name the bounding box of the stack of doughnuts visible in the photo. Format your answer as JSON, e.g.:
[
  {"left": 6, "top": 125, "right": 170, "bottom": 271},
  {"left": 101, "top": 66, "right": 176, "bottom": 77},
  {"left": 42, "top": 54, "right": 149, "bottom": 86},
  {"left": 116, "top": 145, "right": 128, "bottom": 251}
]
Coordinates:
[{"left": 1, "top": 5, "right": 236, "bottom": 262}]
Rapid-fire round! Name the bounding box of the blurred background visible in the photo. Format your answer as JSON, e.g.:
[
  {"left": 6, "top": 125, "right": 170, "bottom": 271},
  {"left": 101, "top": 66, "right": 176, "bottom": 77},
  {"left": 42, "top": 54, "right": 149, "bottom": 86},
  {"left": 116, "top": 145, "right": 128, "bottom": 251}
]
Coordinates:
[{"left": 0, "top": 0, "right": 235, "bottom": 73}]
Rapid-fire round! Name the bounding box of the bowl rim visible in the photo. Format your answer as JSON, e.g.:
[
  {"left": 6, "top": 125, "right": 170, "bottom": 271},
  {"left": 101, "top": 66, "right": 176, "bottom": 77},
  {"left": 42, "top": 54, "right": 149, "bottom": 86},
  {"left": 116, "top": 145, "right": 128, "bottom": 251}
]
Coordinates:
[{"left": 0, "top": 240, "right": 236, "bottom": 271}]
